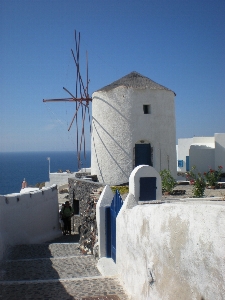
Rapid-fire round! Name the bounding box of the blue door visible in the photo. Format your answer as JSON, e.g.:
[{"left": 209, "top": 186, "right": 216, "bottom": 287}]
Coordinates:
[
  {"left": 186, "top": 156, "right": 190, "bottom": 171},
  {"left": 139, "top": 177, "right": 157, "bottom": 201},
  {"left": 110, "top": 202, "right": 117, "bottom": 262},
  {"left": 105, "top": 190, "right": 123, "bottom": 263},
  {"left": 135, "top": 143, "right": 152, "bottom": 167}
]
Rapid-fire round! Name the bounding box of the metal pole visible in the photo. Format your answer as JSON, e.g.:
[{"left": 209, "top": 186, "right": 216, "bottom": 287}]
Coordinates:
[
  {"left": 159, "top": 146, "right": 161, "bottom": 171},
  {"left": 47, "top": 157, "right": 50, "bottom": 181}
]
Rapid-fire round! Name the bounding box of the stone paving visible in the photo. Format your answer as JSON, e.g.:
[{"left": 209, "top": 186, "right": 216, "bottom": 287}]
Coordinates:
[{"left": 0, "top": 234, "right": 129, "bottom": 300}]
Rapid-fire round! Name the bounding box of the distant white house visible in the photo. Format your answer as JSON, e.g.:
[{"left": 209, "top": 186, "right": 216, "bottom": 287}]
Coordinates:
[
  {"left": 177, "top": 133, "right": 225, "bottom": 174},
  {"left": 91, "top": 71, "right": 177, "bottom": 185},
  {"left": 45, "top": 168, "right": 91, "bottom": 188},
  {"left": 45, "top": 172, "right": 76, "bottom": 188}
]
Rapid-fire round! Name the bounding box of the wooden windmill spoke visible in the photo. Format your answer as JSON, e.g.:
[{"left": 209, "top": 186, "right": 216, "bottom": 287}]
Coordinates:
[
  {"left": 43, "top": 98, "right": 74, "bottom": 102},
  {"left": 82, "top": 107, "right": 87, "bottom": 137},
  {"left": 68, "top": 102, "right": 81, "bottom": 131},
  {"left": 83, "top": 106, "right": 87, "bottom": 159},
  {"left": 79, "top": 104, "right": 87, "bottom": 161},
  {"left": 62, "top": 87, "right": 91, "bottom": 106},
  {"left": 87, "top": 105, "right": 92, "bottom": 134},
  {"left": 71, "top": 49, "right": 88, "bottom": 99},
  {"left": 86, "top": 51, "right": 89, "bottom": 98},
  {"left": 75, "top": 30, "right": 80, "bottom": 98},
  {"left": 76, "top": 101, "right": 79, "bottom": 168},
  {"left": 43, "top": 30, "right": 92, "bottom": 170},
  {"left": 75, "top": 31, "right": 80, "bottom": 169}
]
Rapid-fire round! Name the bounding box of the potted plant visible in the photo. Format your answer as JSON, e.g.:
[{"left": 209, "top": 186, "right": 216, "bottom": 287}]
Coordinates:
[
  {"left": 204, "top": 166, "right": 223, "bottom": 188},
  {"left": 160, "top": 169, "right": 177, "bottom": 195}
]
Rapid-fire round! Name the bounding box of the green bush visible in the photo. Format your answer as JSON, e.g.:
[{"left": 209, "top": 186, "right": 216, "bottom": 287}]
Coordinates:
[
  {"left": 160, "top": 169, "right": 176, "bottom": 194},
  {"left": 186, "top": 166, "right": 206, "bottom": 198},
  {"left": 111, "top": 185, "right": 129, "bottom": 195}
]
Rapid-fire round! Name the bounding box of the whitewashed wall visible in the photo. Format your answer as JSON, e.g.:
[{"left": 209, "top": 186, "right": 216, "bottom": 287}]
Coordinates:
[
  {"left": 190, "top": 145, "right": 214, "bottom": 174},
  {"left": 192, "top": 136, "right": 214, "bottom": 144},
  {"left": 117, "top": 200, "right": 225, "bottom": 300},
  {"left": 129, "top": 165, "right": 162, "bottom": 202},
  {"left": 45, "top": 172, "right": 75, "bottom": 187},
  {"left": 96, "top": 185, "right": 114, "bottom": 258},
  {"left": 215, "top": 133, "right": 225, "bottom": 170},
  {"left": 177, "top": 133, "right": 225, "bottom": 172},
  {"left": 91, "top": 87, "right": 176, "bottom": 185},
  {"left": 0, "top": 185, "right": 61, "bottom": 261},
  {"left": 177, "top": 136, "right": 215, "bottom": 173},
  {"left": 177, "top": 138, "right": 193, "bottom": 172}
]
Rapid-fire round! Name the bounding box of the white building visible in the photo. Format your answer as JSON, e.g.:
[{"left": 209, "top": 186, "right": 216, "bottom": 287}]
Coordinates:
[
  {"left": 177, "top": 133, "right": 225, "bottom": 174},
  {"left": 91, "top": 71, "right": 176, "bottom": 185}
]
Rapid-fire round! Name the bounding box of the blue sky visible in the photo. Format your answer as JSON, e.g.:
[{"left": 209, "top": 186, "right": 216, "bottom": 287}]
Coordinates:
[{"left": 1, "top": 0, "right": 225, "bottom": 152}]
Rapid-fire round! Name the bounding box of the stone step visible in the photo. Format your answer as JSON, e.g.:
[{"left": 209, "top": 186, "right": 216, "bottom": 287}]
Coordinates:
[
  {"left": 0, "top": 255, "right": 100, "bottom": 282},
  {"left": 0, "top": 232, "right": 129, "bottom": 299},
  {"left": 0, "top": 276, "right": 128, "bottom": 300},
  {"left": 6, "top": 243, "right": 81, "bottom": 260}
]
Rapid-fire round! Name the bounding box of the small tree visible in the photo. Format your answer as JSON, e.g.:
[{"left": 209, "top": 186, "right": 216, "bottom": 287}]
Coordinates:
[
  {"left": 186, "top": 166, "right": 206, "bottom": 198},
  {"left": 160, "top": 169, "right": 177, "bottom": 194}
]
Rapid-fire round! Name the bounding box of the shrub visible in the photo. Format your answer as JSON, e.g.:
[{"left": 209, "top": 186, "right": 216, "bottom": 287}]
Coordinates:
[
  {"left": 35, "top": 182, "right": 45, "bottom": 189},
  {"left": 160, "top": 169, "right": 177, "bottom": 194},
  {"left": 203, "top": 166, "right": 223, "bottom": 187},
  {"left": 111, "top": 186, "right": 129, "bottom": 195},
  {"left": 186, "top": 166, "right": 206, "bottom": 198}
]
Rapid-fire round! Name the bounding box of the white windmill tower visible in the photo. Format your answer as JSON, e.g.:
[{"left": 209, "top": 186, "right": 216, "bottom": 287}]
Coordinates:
[{"left": 91, "top": 71, "right": 176, "bottom": 185}]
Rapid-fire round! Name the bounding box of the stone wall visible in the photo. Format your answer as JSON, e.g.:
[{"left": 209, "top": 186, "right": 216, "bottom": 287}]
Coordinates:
[
  {"left": 75, "top": 172, "right": 91, "bottom": 179},
  {"left": 68, "top": 178, "right": 105, "bottom": 255}
]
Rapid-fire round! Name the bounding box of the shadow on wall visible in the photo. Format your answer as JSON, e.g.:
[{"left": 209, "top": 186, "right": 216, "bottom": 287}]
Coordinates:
[
  {"left": 215, "top": 141, "right": 225, "bottom": 169},
  {"left": 92, "top": 118, "right": 129, "bottom": 184}
]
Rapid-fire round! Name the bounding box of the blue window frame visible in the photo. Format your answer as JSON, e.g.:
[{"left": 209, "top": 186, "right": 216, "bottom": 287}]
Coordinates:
[{"left": 178, "top": 160, "right": 183, "bottom": 168}]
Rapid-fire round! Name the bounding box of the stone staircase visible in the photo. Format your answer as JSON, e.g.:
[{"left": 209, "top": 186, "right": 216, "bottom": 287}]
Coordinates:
[{"left": 0, "top": 235, "right": 128, "bottom": 300}]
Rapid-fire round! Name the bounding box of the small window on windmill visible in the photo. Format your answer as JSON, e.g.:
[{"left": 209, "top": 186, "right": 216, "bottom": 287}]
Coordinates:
[{"left": 143, "top": 105, "right": 150, "bottom": 114}]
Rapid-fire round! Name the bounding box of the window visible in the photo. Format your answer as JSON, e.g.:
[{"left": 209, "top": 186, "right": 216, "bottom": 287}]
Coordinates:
[
  {"left": 178, "top": 160, "right": 183, "bottom": 167},
  {"left": 73, "top": 191, "right": 79, "bottom": 215},
  {"left": 73, "top": 199, "right": 80, "bottom": 215},
  {"left": 143, "top": 105, "right": 150, "bottom": 114}
]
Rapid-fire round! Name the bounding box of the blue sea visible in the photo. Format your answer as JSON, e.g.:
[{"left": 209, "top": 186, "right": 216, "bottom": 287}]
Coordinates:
[{"left": 0, "top": 151, "right": 91, "bottom": 195}]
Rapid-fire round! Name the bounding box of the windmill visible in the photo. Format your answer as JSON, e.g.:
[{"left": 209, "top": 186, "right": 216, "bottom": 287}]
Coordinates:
[{"left": 43, "top": 31, "right": 92, "bottom": 170}]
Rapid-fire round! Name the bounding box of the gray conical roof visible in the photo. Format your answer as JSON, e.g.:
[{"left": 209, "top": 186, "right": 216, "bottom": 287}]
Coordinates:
[{"left": 97, "top": 71, "right": 176, "bottom": 95}]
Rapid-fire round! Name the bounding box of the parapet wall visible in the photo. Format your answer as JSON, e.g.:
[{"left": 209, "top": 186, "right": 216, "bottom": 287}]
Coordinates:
[
  {"left": 0, "top": 185, "right": 61, "bottom": 261},
  {"left": 117, "top": 200, "right": 225, "bottom": 300}
]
